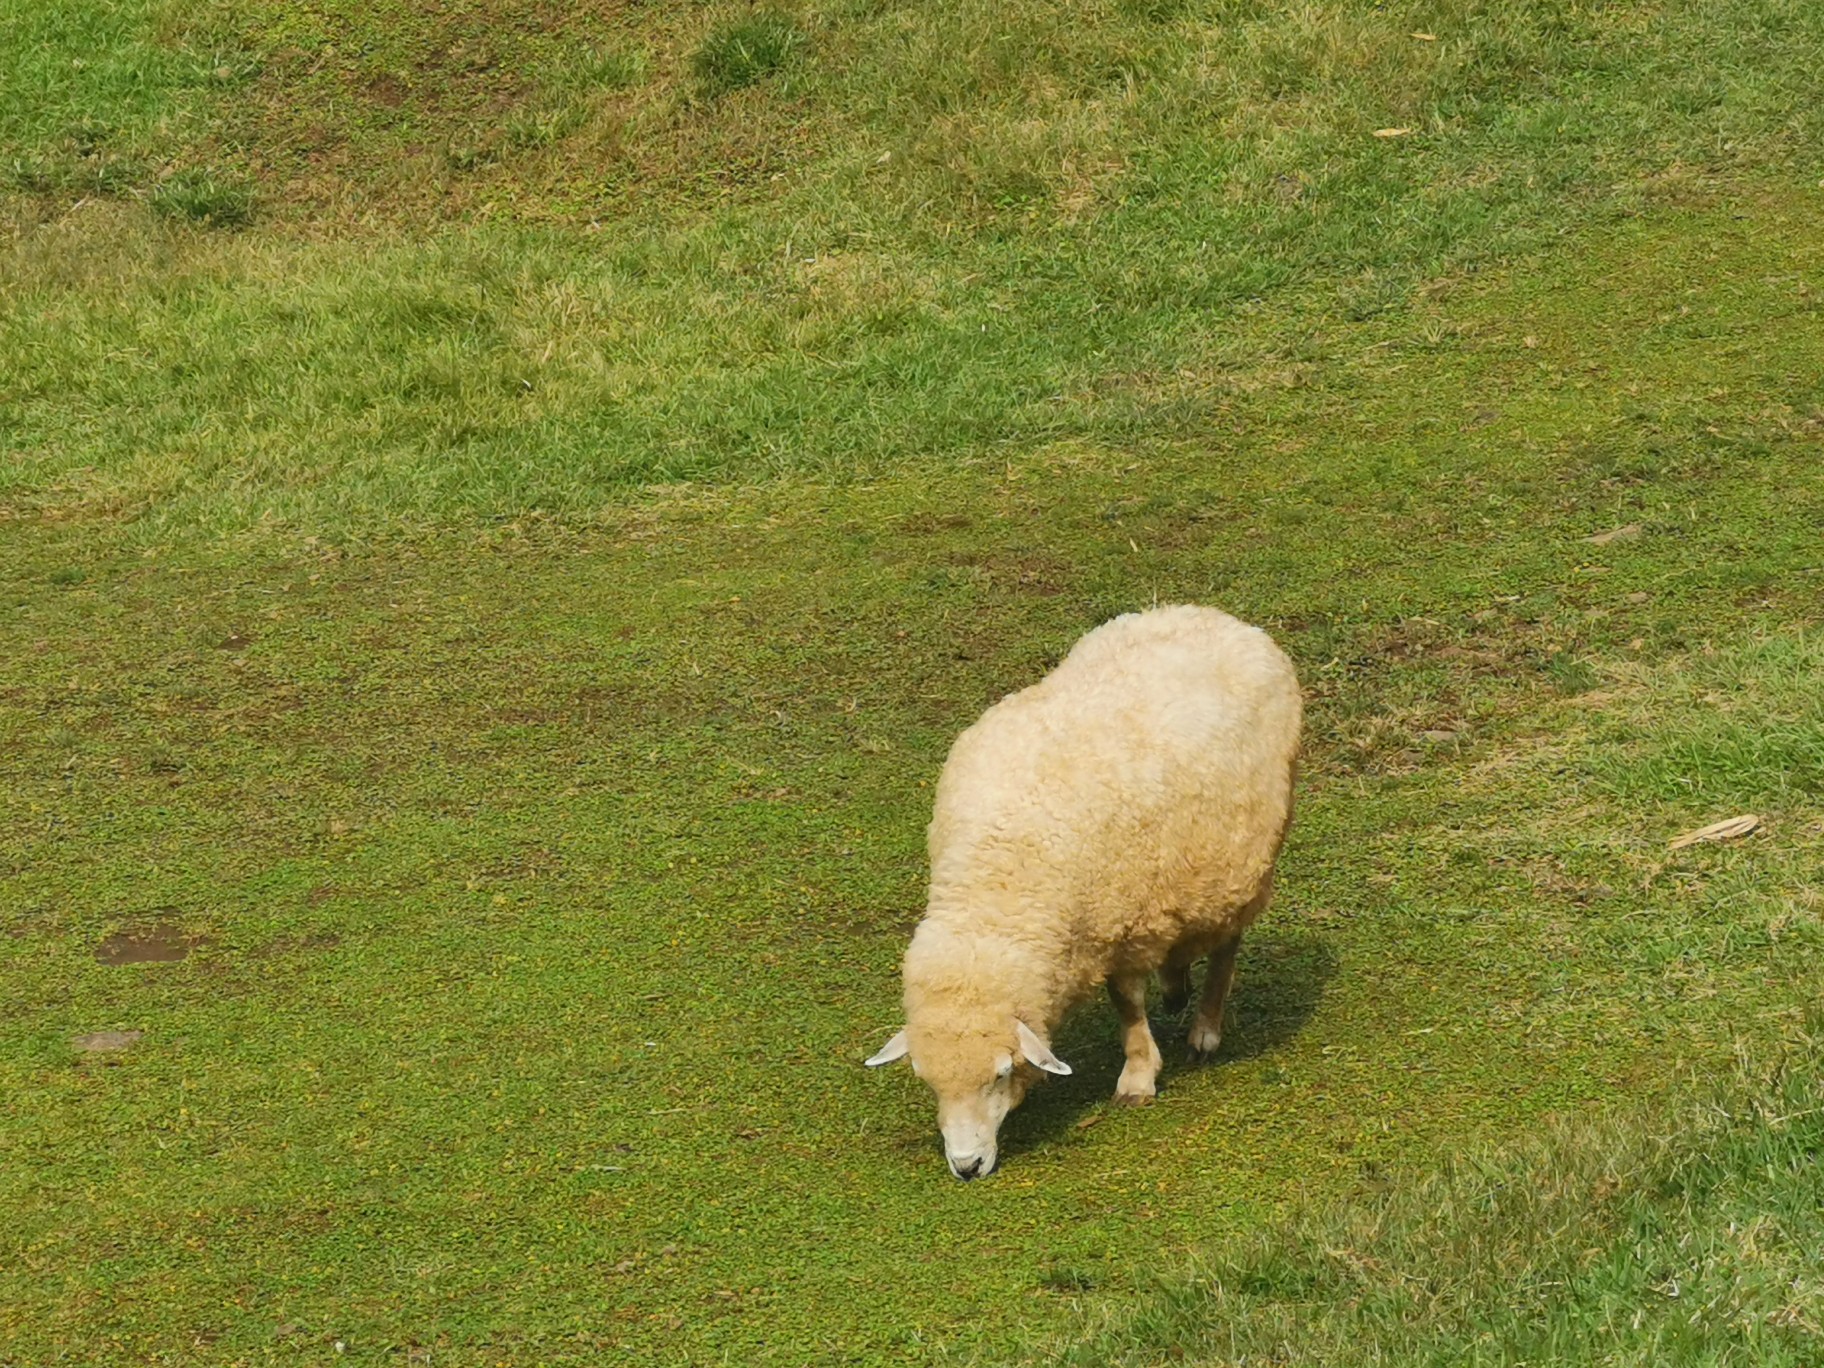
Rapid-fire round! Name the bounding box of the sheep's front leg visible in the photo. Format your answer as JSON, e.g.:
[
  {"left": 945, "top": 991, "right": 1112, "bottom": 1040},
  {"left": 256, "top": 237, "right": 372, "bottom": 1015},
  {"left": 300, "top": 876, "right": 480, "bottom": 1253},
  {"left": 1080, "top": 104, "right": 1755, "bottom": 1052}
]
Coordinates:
[
  {"left": 1188, "top": 933, "right": 1241, "bottom": 1057},
  {"left": 1107, "top": 973, "right": 1163, "bottom": 1106}
]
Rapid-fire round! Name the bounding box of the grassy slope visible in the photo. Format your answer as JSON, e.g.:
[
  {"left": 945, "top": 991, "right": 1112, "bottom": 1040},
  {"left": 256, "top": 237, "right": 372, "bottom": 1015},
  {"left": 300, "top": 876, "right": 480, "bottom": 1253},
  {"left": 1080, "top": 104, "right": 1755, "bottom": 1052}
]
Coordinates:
[
  {"left": 1037, "top": 1025, "right": 1824, "bottom": 1367},
  {"left": 2, "top": 1, "right": 1824, "bottom": 1364},
  {"left": 4, "top": 0, "right": 1823, "bottom": 534}
]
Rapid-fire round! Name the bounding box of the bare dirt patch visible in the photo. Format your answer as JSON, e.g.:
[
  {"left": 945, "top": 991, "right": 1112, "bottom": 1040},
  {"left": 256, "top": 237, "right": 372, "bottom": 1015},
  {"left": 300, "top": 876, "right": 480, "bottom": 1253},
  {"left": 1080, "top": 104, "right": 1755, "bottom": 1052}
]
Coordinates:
[
  {"left": 72, "top": 1029, "right": 144, "bottom": 1052},
  {"left": 95, "top": 917, "right": 208, "bottom": 965}
]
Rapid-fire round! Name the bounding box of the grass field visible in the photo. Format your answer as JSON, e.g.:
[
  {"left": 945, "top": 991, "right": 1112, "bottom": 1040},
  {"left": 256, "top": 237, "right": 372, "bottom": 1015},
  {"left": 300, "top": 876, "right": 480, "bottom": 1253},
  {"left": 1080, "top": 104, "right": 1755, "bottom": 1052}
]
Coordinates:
[{"left": 3, "top": 1, "right": 1823, "bottom": 1363}]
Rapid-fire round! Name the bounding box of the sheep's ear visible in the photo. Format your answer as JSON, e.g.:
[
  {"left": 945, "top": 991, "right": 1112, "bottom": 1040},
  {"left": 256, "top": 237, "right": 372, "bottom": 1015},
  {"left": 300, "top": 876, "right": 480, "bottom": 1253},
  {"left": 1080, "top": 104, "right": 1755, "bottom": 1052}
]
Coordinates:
[
  {"left": 1015, "top": 1020, "right": 1072, "bottom": 1076},
  {"left": 865, "top": 1029, "right": 910, "bottom": 1067}
]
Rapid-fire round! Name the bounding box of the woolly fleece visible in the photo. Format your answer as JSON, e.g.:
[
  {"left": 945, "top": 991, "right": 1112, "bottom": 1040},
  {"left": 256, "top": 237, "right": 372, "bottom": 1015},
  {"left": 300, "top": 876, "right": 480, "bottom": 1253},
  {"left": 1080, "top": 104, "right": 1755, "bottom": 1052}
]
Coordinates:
[{"left": 895, "top": 604, "right": 1302, "bottom": 1126}]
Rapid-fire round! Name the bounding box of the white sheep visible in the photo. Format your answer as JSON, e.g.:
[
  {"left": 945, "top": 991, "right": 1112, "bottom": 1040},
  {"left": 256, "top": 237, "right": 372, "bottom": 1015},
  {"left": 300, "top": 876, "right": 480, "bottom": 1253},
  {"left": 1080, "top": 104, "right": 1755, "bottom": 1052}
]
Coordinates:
[{"left": 866, "top": 604, "right": 1301, "bottom": 1179}]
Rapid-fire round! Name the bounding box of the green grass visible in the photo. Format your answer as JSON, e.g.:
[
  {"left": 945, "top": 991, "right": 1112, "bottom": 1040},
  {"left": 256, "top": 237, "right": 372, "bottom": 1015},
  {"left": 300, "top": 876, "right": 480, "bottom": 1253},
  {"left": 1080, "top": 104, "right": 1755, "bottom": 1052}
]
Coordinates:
[
  {"left": 3, "top": 1, "right": 1823, "bottom": 535},
  {"left": 692, "top": 13, "right": 806, "bottom": 98},
  {"left": 2, "top": 0, "right": 1824, "bottom": 1363},
  {"left": 1034, "top": 1025, "right": 1824, "bottom": 1366},
  {"left": 148, "top": 166, "right": 252, "bottom": 225},
  {"left": 0, "top": 0, "right": 251, "bottom": 202},
  {"left": 4, "top": 185, "right": 1822, "bottom": 544}
]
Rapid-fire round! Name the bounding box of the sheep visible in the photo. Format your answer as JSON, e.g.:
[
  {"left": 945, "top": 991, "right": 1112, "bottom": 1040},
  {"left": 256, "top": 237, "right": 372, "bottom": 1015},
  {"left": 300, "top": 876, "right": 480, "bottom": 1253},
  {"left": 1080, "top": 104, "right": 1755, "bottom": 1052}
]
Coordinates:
[{"left": 866, "top": 604, "right": 1300, "bottom": 1180}]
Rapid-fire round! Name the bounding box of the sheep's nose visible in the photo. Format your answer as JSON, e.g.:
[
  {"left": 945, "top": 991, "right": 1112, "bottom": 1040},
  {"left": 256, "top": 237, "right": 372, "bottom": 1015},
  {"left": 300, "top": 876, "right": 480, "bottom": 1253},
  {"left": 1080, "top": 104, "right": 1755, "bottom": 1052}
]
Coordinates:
[{"left": 952, "top": 1156, "right": 985, "bottom": 1180}]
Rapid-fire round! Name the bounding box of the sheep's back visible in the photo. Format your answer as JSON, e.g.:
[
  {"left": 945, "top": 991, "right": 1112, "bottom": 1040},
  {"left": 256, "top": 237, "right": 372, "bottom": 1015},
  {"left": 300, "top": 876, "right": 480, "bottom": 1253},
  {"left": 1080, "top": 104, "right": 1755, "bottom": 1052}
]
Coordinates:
[{"left": 926, "top": 606, "right": 1299, "bottom": 962}]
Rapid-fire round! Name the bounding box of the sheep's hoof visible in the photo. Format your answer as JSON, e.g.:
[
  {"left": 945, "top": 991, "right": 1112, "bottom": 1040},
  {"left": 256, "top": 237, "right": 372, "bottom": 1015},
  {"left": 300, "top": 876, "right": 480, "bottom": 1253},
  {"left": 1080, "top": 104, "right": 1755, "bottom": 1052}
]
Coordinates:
[
  {"left": 1187, "top": 1022, "right": 1223, "bottom": 1057},
  {"left": 1113, "top": 1090, "right": 1154, "bottom": 1108}
]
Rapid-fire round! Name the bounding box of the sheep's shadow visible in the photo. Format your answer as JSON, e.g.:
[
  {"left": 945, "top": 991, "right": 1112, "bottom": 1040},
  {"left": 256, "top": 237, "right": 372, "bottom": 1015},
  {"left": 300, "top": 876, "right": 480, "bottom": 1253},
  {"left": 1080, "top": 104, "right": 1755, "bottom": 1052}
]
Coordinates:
[{"left": 998, "top": 928, "right": 1337, "bottom": 1160}]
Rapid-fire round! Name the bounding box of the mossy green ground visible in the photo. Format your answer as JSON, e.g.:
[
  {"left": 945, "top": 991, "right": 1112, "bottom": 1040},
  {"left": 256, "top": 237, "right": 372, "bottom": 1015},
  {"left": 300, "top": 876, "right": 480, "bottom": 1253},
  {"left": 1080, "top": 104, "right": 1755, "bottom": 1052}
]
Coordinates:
[{"left": 3, "top": 0, "right": 1824, "bottom": 1363}]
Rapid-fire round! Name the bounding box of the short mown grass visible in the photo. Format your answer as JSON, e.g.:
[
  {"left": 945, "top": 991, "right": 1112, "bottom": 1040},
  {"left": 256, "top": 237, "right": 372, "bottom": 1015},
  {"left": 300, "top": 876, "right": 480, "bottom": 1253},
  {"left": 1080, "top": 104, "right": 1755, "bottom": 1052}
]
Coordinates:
[{"left": 2, "top": 0, "right": 1823, "bottom": 1363}]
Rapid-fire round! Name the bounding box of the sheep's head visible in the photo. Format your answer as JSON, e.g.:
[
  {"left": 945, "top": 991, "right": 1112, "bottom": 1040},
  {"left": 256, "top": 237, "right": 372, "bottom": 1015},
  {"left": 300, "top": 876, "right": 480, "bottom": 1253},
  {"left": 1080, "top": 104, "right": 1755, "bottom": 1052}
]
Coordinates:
[{"left": 865, "top": 1019, "right": 1070, "bottom": 1179}]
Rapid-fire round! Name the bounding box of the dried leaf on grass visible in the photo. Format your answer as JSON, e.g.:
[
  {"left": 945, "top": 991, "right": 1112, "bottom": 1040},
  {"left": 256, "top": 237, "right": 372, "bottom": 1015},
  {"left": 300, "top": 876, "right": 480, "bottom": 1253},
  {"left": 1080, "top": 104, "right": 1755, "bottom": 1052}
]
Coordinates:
[
  {"left": 1585, "top": 524, "right": 1643, "bottom": 546},
  {"left": 1668, "top": 814, "right": 1760, "bottom": 850}
]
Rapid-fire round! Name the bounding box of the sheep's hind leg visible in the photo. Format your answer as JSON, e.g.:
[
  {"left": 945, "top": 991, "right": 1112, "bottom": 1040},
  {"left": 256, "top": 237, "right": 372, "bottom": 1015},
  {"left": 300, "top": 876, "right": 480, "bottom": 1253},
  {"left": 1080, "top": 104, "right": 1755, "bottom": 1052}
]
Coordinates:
[
  {"left": 1107, "top": 973, "right": 1164, "bottom": 1106},
  {"left": 1160, "top": 940, "right": 1200, "bottom": 1016},
  {"left": 1188, "top": 932, "right": 1241, "bottom": 1058}
]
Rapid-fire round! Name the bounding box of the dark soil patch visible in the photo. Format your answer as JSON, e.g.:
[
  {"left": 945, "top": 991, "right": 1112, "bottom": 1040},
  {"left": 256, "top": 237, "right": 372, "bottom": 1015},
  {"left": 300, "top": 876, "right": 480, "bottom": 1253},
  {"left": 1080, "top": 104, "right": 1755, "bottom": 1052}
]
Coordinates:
[
  {"left": 365, "top": 72, "right": 410, "bottom": 108},
  {"left": 95, "top": 917, "right": 208, "bottom": 965}
]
